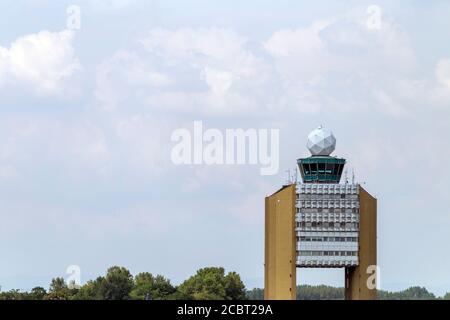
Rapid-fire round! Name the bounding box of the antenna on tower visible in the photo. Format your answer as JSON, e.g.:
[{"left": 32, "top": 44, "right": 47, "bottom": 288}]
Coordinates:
[
  {"left": 285, "top": 169, "right": 291, "bottom": 185},
  {"left": 352, "top": 168, "right": 355, "bottom": 184}
]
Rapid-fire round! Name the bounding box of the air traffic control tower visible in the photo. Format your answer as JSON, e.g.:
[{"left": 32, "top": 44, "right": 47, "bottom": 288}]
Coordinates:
[{"left": 264, "top": 127, "right": 377, "bottom": 300}]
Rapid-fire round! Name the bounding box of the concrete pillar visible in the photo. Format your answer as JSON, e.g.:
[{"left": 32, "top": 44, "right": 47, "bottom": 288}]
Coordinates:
[
  {"left": 345, "top": 187, "right": 377, "bottom": 300},
  {"left": 264, "top": 184, "right": 297, "bottom": 300}
]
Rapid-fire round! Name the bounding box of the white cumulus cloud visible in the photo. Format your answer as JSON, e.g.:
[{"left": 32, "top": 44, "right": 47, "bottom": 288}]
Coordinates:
[
  {"left": 436, "top": 59, "right": 450, "bottom": 88},
  {"left": 0, "top": 30, "right": 80, "bottom": 95}
]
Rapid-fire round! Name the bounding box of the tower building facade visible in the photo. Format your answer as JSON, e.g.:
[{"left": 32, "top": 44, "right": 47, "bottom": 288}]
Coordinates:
[{"left": 264, "top": 127, "right": 377, "bottom": 300}]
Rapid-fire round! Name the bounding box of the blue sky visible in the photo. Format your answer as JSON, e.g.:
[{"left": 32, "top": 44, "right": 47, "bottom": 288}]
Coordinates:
[{"left": 1, "top": 0, "right": 450, "bottom": 295}]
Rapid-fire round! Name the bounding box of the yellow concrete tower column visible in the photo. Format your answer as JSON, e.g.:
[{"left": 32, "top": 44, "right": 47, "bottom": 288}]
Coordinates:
[
  {"left": 345, "top": 186, "right": 377, "bottom": 300},
  {"left": 264, "top": 184, "right": 297, "bottom": 300}
]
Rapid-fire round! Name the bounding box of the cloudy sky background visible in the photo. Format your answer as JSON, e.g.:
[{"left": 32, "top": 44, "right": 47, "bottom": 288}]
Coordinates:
[{"left": 1, "top": 0, "right": 450, "bottom": 295}]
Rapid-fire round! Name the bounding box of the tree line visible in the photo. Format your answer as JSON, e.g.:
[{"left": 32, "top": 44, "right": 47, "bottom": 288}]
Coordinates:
[
  {"left": 0, "top": 266, "right": 246, "bottom": 300},
  {"left": 1, "top": 266, "right": 449, "bottom": 300},
  {"left": 247, "top": 285, "right": 450, "bottom": 300}
]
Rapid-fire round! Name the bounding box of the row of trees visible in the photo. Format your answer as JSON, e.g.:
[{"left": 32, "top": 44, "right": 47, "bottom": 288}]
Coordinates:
[
  {"left": 1, "top": 266, "right": 449, "bottom": 300},
  {"left": 247, "top": 285, "right": 449, "bottom": 300},
  {"left": 0, "top": 266, "right": 246, "bottom": 300}
]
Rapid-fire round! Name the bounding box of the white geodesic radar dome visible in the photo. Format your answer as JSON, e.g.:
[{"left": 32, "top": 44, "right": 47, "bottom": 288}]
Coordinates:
[{"left": 307, "top": 126, "right": 336, "bottom": 156}]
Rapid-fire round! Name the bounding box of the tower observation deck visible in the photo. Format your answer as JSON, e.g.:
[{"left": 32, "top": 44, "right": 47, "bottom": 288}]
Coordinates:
[{"left": 298, "top": 126, "right": 345, "bottom": 184}]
